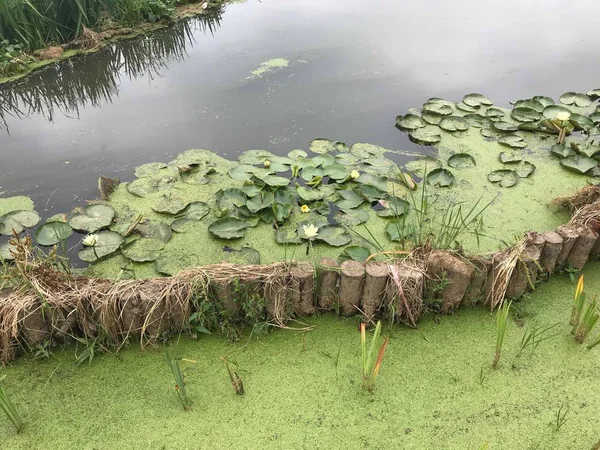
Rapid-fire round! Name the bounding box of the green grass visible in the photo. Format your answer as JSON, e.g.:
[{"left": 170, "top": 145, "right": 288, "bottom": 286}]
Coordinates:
[
  {"left": 0, "top": 375, "right": 24, "bottom": 433},
  {"left": 2, "top": 264, "right": 600, "bottom": 448},
  {"left": 360, "top": 321, "right": 389, "bottom": 392},
  {"left": 492, "top": 300, "right": 511, "bottom": 369}
]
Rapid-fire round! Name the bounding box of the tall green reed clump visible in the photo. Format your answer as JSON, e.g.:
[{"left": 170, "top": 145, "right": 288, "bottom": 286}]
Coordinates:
[
  {"left": 0, "top": 375, "right": 24, "bottom": 433},
  {"left": 165, "top": 350, "right": 192, "bottom": 410},
  {"left": 492, "top": 300, "right": 511, "bottom": 369},
  {"left": 360, "top": 321, "right": 389, "bottom": 392},
  {"left": 570, "top": 275, "right": 600, "bottom": 345},
  {"left": 0, "top": 0, "right": 179, "bottom": 51}
]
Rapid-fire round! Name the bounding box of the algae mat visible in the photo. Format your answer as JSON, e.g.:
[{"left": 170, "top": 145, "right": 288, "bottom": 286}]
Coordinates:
[{"left": 2, "top": 263, "right": 600, "bottom": 449}]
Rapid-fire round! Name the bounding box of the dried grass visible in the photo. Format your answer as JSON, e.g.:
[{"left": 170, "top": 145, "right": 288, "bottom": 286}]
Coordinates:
[
  {"left": 568, "top": 199, "right": 600, "bottom": 232},
  {"left": 386, "top": 252, "right": 427, "bottom": 327},
  {"left": 552, "top": 185, "right": 600, "bottom": 212},
  {"left": 488, "top": 238, "right": 527, "bottom": 310}
]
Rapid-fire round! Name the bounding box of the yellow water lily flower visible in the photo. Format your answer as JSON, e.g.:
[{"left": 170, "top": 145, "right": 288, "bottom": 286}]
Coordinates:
[
  {"left": 302, "top": 224, "right": 319, "bottom": 238},
  {"left": 556, "top": 111, "right": 571, "bottom": 121},
  {"left": 300, "top": 204, "right": 310, "bottom": 213},
  {"left": 82, "top": 234, "right": 98, "bottom": 247},
  {"left": 264, "top": 160, "right": 271, "bottom": 168},
  {"left": 350, "top": 170, "right": 360, "bottom": 180}
]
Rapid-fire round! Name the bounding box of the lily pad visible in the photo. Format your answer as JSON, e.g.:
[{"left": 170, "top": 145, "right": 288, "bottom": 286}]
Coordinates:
[
  {"left": 396, "top": 114, "right": 426, "bottom": 131},
  {"left": 78, "top": 231, "right": 124, "bottom": 263},
  {"left": 134, "top": 162, "right": 169, "bottom": 178},
  {"left": 335, "top": 189, "right": 365, "bottom": 210},
  {"left": 246, "top": 191, "right": 275, "bottom": 213},
  {"left": 385, "top": 221, "right": 406, "bottom": 242},
  {"left": 492, "top": 121, "right": 519, "bottom": 132},
  {"left": 569, "top": 113, "right": 595, "bottom": 131},
  {"left": 122, "top": 238, "right": 165, "bottom": 262},
  {"left": 309, "top": 139, "right": 347, "bottom": 154},
  {"left": 0, "top": 240, "right": 16, "bottom": 261},
  {"left": 499, "top": 152, "right": 523, "bottom": 164},
  {"left": 513, "top": 99, "right": 544, "bottom": 113},
  {"left": 315, "top": 226, "right": 352, "bottom": 247},
  {"left": 339, "top": 245, "right": 371, "bottom": 263},
  {"left": 426, "top": 168, "right": 455, "bottom": 187},
  {"left": 488, "top": 170, "right": 518, "bottom": 188},
  {"left": 515, "top": 161, "right": 536, "bottom": 178},
  {"left": 463, "top": 114, "right": 488, "bottom": 128},
  {"left": 275, "top": 226, "right": 303, "bottom": 244},
  {"left": 126, "top": 177, "right": 173, "bottom": 197},
  {"left": 238, "top": 149, "right": 276, "bottom": 165},
  {"left": 408, "top": 127, "right": 442, "bottom": 145},
  {"left": 297, "top": 186, "right": 325, "bottom": 203},
  {"left": 448, "top": 153, "right": 476, "bottom": 169},
  {"left": 560, "top": 155, "right": 598, "bottom": 174},
  {"left": 376, "top": 197, "right": 410, "bottom": 217},
  {"left": 334, "top": 209, "right": 370, "bottom": 226},
  {"left": 422, "top": 101, "right": 453, "bottom": 116},
  {"left": 152, "top": 195, "right": 190, "bottom": 215},
  {"left": 136, "top": 220, "right": 173, "bottom": 243},
  {"left": 456, "top": 102, "right": 479, "bottom": 113},
  {"left": 422, "top": 112, "right": 443, "bottom": 125},
  {"left": 208, "top": 217, "right": 250, "bottom": 239},
  {"left": 221, "top": 246, "right": 261, "bottom": 265},
  {"left": 551, "top": 143, "right": 576, "bottom": 158},
  {"left": 216, "top": 189, "right": 247, "bottom": 213},
  {"left": 498, "top": 135, "right": 527, "bottom": 149},
  {"left": 228, "top": 165, "right": 256, "bottom": 181},
  {"left": 253, "top": 172, "right": 290, "bottom": 187},
  {"left": 288, "top": 149, "right": 308, "bottom": 159},
  {"left": 559, "top": 92, "right": 592, "bottom": 108},
  {"left": 573, "top": 142, "right": 600, "bottom": 158},
  {"left": 439, "top": 116, "right": 470, "bottom": 132},
  {"left": 463, "top": 93, "right": 493, "bottom": 108},
  {"left": 486, "top": 108, "right": 505, "bottom": 118},
  {"left": 155, "top": 254, "right": 199, "bottom": 276},
  {"left": 511, "top": 107, "right": 542, "bottom": 123},
  {"left": 349, "top": 143, "right": 387, "bottom": 158},
  {"left": 543, "top": 105, "right": 572, "bottom": 121},
  {"left": 532, "top": 96, "right": 554, "bottom": 108},
  {"left": 68, "top": 204, "right": 114, "bottom": 233},
  {"left": 0, "top": 210, "right": 41, "bottom": 235},
  {"left": 35, "top": 221, "right": 73, "bottom": 246},
  {"left": 354, "top": 173, "right": 388, "bottom": 192}
]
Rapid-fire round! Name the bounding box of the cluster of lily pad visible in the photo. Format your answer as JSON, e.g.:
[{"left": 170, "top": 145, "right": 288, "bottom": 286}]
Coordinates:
[
  {"left": 1, "top": 141, "right": 417, "bottom": 272},
  {"left": 396, "top": 89, "right": 600, "bottom": 187}
]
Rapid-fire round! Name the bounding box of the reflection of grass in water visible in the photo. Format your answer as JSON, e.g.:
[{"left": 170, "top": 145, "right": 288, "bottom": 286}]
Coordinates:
[{"left": 248, "top": 58, "right": 290, "bottom": 79}]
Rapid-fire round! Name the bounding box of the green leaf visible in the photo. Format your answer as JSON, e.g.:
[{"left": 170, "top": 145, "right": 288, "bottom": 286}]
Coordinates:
[
  {"left": 422, "top": 112, "right": 443, "bottom": 125},
  {"left": 216, "top": 188, "right": 247, "bottom": 213},
  {"left": 515, "top": 161, "right": 536, "bottom": 178},
  {"left": 315, "top": 226, "right": 352, "bottom": 247},
  {"left": 448, "top": 153, "right": 476, "bottom": 169},
  {"left": 569, "top": 113, "right": 595, "bottom": 131},
  {"left": 488, "top": 170, "right": 518, "bottom": 188},
  {"left": 439, "top": 115, "right": 470, "bottom": 132},
  {"left": 36, "top": 221, "right": 73, "bottom": 246},
  {"left": 498, "top": 135, "right": 527, "bottom": 149},
  {"left": 426, "top": 168, "right": 455, "bottom": 187},
  {"left": 275, "top": 226, "right": 303, "bottom": 244},
  {"left": 499, "top": 152, "right": 523, "bottom": 164},
  {"left": 246, "top": 191, "right": 275, "bottom": 213},
  {"left": 532, "top": 96, "right": 554, "bottom": 108},
  {"left": 486, "top": 108, "right": 505, "bottom": 118},
  {"left": 122, "top": 238, "right": 165, "bottom": 262},
  {"left": 511, "top": 107, "right": 541, "bottom": 123},
  {"left": 0, "top": 210, "right": 41, "bottom": 235},
  {"left": 208, "top": 217, "right": 250, "bottom": 239},
  {"left": 543, "top": 105, "right": 571, "bottom": 121},
  {"left": 559, "top": 92, "right": 592, "bottom": 107},
  {"left": 349, "top": 142, "right": 387, "bottom": 158},
  {"left": 228, "top": 165, "right": 256, "bottom": 181},
  {"left": 408, "top": 127, "right": 442, "bottom": 145},
  {"left": 297, "top": 186, "right": 325, "bottom": 202},
  {"left": 136, "top": 220, "right": 173, "bottom": 243},
  {"left": 152, "top": 195, "right": 190, "bottom": 215},
  {"left": 385, "top": 221, "right": 405, "bottom": 242},
  {"left": 551, "top": 143, "right": 576, "bottom": 158},
  {"left": 126, "top": 177, "right": 173, "bottom": 197},
  {"left": 560, "top": 155, "right": 599, "bottom": 174},
  {"left": 309, "top": 139, "right": 347, "bottom": 154},
  {"left": 179, "top": 202, "right": 210, "bottom": 221},
  {"left": 396, "top": 114, "right": 426, "bottom": 131},
  {"left": 221, "top": 246, "right": 261, "bottom": 265},
  {"left": 354, "top": 173, "right": 388, "bottom": 192},
  {"left": 238, "top": 149, "right": 276, "bottom": 165},
  {"left": 323, "top": 164, "right": 350, "bottom": 181},
  {"left": 492, "top": 121, "right": 519, "bottom": 132},
  {"left": 155, "top": 254, "right": 199, "bottom": 276},
  {"left": 463, "top": 93, "right": 493, "bottom": 108},
  {"left": 288, "top": 149, "right": 308, "bottom": 159},
  {"left": 78, "top": 231, "right": 124, "bottom": 263},
  {"left": 513, "top": 99, "right": 545, "bottom": 113},
  {"left": 463, "top": 114, "right": 488, "bottom": 128},
  {"left": 0, "top": 240, "right": 16, "bottom": 261},
  {"left": 134, "top": 162, "right": 168, "bottom": 178},
  {"left": 334, "top": 209, "right": 370, "bottom": 226},
  {"left": 422, "top": 100, "right": 453, "bottom": 116},
  {"left": 376, "top": 197, "right": 410, "bottom": 217},
  {"left": 335, "top": 189, "right": 365, "bottom": 210},
  {"left": 358, "top": 184, "right": 386, "bottom": 202},
  {"left": 339, "top": 246, "right": 371, "bottom": 263},
  {"left": 456, "top": 102, "right": 479, "bottom": 113},
  {"left": 68, "top": 204, "right": 114, "bottom": 233},
  {"left": 254, "top": 173, "right": 290, "bottom": 187}
]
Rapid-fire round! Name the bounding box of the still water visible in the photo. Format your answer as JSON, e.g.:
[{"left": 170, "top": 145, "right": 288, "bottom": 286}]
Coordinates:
[{"left": 1, "top": 0, "right": 599, "bottom": 216}]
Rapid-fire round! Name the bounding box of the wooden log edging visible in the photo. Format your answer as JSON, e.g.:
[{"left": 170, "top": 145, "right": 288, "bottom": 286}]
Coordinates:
[{"left": 3, "top": 193, "right": 600, "bottom": 364}]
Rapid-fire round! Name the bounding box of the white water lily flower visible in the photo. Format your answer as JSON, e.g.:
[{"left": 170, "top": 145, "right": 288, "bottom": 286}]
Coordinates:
[
  {"left": 201, "top": 2, "right": 208, "bottom": 9},
  {"left": 302, "top": 224, "right": 319, "bottom": 239},
  {"left": 82, "top": 234, "right": 98, "bottom": 247},
  {"left": 350, "top": 170, "right": 360, "bottom": 180},
  {"left": 556, "top": 111, "right": 571, "bottom": 121},
  {"left": 264, "top": 160, "right": 271, "bottom": 168}
]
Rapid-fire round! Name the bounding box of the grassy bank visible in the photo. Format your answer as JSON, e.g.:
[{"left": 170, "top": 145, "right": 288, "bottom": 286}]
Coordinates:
[
  {"left": 1, "top": 263, "right": 600, "bottom": 449},
  {"left": 0, "top": 0, "right": 225, "bottom": 80}
]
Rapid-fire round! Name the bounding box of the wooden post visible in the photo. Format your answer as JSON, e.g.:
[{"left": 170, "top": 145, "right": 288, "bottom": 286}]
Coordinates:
[
  {"left": 427, "top": 250, "right": 474, "bottom": 313},
  {"left": 361, "top": 262, "right": 388, "bottom": 320},
  {"left": 539, "top": 231, "right": 564, "bottom": 275},
  {"left": 289, "top": 262, "right": 315, "bottom": 316},
  {"left": 338, "top": 260, "right": 365, "bottom": 316},
  {"left": 526, "top": 231, "right": 546, "bottom": 253},
  {"left": 555, "top": 225, "right": 579, "bottom": 267},
  {"left": 506, "top": 245, "right": 541, "bottom": 299},
  {"left": 318, "top": 257, "right": 339, "bottom": 311},
  {"left": 465, "top": 256, "right": 492, "bottom": 305},
  {"left": 566, "top": 228, "right": 598, "bottom": 270}
]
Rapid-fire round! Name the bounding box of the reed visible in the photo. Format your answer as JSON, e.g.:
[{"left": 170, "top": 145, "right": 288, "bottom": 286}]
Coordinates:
[
  {"left": 165, "top": 350, "right": 192, "bottom": 410},
  {"left": 360, "top": 321, "right": 389, "bottom": 392},
  {"left": 492, "top": 300, "right": 511, "bottom": 369},
  {"left": 0, "top": 375, "right": 24, "bottom": 433}
]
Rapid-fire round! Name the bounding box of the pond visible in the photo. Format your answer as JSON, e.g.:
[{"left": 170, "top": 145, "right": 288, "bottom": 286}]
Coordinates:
[{"left": 1, "top": 0, "right": 600, "bottom": 219}]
